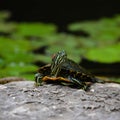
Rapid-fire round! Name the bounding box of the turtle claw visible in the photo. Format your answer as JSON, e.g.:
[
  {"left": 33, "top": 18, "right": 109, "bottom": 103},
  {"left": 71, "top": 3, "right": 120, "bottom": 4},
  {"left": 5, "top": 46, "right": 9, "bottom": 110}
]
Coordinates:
[{"left": 34, "top": 73, "right": 43, "bottom": 86}]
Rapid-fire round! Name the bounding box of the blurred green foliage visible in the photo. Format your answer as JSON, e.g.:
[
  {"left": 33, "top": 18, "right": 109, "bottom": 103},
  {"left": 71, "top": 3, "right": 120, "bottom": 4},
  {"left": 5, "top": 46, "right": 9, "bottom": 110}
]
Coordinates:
[
  {"left": 69, "top": 16, "right": 120, "bottom": 42},
  {"left": 16, "top": 23, "right": 56, "bottom": 37},
  {"left": 0, "top": 11, "right": 11, "bottom": 21},
  {"left": 86, "top": 43, "right": 120, "bottom": 62},
  {"left": 68, "top": 16, "right": 120, "bottom": 62},
  {"left": 0, "top": 11, "right": 120, "bottom": 80}
]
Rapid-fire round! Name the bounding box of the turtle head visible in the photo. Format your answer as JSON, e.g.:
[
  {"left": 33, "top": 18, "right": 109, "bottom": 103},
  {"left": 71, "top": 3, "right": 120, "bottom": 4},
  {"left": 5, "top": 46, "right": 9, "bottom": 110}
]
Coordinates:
[{"left": 51, "top": 50, "right": 67, "bottom": 77}]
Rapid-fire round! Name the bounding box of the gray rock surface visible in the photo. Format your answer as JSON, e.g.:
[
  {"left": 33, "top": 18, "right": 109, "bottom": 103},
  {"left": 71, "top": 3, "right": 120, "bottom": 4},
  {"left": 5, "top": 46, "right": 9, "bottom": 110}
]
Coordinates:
[{"left": 0, "top": 81, "right": 120, "bottom": 120}]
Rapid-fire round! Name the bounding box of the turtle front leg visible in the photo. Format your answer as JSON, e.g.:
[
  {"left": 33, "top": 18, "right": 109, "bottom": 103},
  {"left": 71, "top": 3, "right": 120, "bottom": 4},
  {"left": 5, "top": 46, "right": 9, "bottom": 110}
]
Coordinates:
[{"left": 34, "top": 73, "right": 43, "bottom": 86}]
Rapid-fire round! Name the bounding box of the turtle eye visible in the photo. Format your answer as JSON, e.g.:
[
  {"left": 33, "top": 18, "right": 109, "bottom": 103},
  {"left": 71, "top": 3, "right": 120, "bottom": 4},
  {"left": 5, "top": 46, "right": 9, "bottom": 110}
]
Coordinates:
[{"left": 51, "top": 53, "right": 56, "bottom": 60}]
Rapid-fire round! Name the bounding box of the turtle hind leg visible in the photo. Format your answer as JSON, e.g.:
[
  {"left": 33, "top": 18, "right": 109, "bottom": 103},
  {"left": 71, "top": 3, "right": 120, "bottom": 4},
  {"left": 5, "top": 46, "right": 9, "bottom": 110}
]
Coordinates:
[
  {"left": 34, "top": 73, "right": 43, "bottom": 86},
  {"left": 69, "top": 77, "right": 87, "bottom": 90}
]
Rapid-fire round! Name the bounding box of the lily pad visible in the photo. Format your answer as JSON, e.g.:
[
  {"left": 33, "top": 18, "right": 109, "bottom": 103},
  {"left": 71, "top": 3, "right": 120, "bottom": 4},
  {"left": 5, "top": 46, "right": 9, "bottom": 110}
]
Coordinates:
[
  {"left": 15, "top": 23, "right": 57, "bottom": 37},
  {"left": 68, "top": 15, "right": 120, "bottom": 43},
  {"left": 86, "top": 43, "right": 120, "bottom": 63},
  {"left": 0, "top": 22, "right": 16, "bottom": 33},
  {"left": 0, "top": 64, "right": 38, "bottom": 80},
  {"left": 0, "top": 37, "right": 35, "bottom": 63},
  {"left": 0, "top": 11, "right": 10, "bottom": 21}
]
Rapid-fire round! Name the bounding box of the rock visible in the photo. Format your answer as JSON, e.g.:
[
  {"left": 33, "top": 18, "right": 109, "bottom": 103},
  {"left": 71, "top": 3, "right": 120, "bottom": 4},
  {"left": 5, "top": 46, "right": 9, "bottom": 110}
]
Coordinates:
[{"left": 0, "top": 81, "right": 120, "bottom": 120}]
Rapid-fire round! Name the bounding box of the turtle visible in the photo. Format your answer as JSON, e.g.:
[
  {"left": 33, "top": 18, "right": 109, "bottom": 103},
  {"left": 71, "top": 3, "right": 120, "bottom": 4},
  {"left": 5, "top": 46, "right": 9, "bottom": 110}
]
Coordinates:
[{"left": 35, "top": 50, "right": 103, "bottom": 89}]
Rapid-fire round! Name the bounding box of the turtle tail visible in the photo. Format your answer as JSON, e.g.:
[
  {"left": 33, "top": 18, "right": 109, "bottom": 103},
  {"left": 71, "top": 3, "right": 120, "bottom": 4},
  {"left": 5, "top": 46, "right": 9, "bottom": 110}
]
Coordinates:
[
  {"left": 92, "top": 77, "right": 105, "bottom": 83},
  {"left": 94, "top": 76, "right": 120, "bottom": 84}
]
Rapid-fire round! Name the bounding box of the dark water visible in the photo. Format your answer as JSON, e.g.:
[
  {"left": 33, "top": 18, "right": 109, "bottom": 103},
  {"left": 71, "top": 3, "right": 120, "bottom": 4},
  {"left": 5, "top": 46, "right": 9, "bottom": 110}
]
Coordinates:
[{"left": 0, "top": 0, "right": 120, "bottom": 32}]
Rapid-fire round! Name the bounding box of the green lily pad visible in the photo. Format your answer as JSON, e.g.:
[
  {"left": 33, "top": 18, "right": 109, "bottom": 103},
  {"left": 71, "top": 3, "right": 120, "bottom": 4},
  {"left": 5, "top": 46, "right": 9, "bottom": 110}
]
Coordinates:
[
  {"left": 0, "top": 11, "right": 10, "bottom": 21},
  {"left": 0, "top": 22, "right": 16, "bottom": 33},
  {"left": 86, "top": 43, "right": 120, "bottom": 63},
  {"left": 68, "top": 15, "right": 120, "bottom": 43},
  {"left": 0, "top": 64, "right": 38, "bottom": 80},
  {"left": 0, "top": 37, "right": 35, "bottom": 63},
  {"left": 16, "top": 23, "right": 57, "bottom": 37}
]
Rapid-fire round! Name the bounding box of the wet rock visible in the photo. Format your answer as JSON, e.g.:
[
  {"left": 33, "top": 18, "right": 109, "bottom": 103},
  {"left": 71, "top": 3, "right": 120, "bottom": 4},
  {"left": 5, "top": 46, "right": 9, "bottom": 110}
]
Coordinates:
[{"left": 0, "top": 81, "right": 120, "bottom": 120}]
